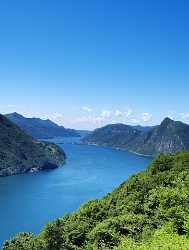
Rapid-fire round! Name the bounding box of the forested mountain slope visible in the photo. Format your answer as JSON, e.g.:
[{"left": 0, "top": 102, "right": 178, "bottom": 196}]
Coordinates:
[
  {"left": 4, "top": 151, "right": 189, "bottom": 249},
  {"left": 0, "top": 114, "right": 65, "bottom": 177}
]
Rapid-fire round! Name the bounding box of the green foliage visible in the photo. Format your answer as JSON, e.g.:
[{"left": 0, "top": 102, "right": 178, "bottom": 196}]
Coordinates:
[
  {"left": 4, "top": 151, "right": 189, "bottom": 249},
  {"left": 3, "top": 233, "right": 45, "bottom": 250},
  {"left": 115, "top": 223, "right": 189, "bottom": 250}
]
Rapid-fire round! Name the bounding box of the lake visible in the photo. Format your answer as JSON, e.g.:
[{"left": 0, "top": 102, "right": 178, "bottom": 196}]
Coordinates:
[{"left": 0, "top": 138, "right": 152, "bottom": 246}]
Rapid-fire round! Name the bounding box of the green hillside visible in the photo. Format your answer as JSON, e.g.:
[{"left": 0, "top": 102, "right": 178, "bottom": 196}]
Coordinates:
[
  {"left": 3, "top": 151, "right": 189, "bottom": 249},
  {"left": 0, "top": 114, "right": 65, "bottom": 177}
]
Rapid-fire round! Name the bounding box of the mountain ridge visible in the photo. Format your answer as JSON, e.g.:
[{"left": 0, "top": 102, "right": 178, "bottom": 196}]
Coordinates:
[
  {"left": 82, "top": 117, "right": 189, "bottom": 155},
  {"left": 5, "top": 112, "right": 80, "bottom": 139}
]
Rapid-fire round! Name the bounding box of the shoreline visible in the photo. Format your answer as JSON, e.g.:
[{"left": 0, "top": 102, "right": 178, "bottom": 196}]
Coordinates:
[
  {"left": 81, "top": 142, "right": 153, "bottom": 158},
  {"left": 128, "top": 150, "right": 153, "bottom": 157}
]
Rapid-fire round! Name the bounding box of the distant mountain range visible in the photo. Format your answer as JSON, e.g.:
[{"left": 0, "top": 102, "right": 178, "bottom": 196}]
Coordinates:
[
  {"left": 82, "top": 118, "right": 189, "bottom": 155},
  {"left": 0, "top": 114, "right": 65, "bottom": 177},
  {"left": 83, "top": 123, "right": 141, "bottom": 148},
  {"left": 6, "top": 112, "right": 80, "bottom": 139}
]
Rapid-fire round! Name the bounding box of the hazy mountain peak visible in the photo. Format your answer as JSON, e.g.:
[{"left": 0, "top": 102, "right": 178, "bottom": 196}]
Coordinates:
[
  {"left": 5, "top": 112, "right": 79, "bottom": 139},
  {"left": 160, "top": 117, "right": 174, "bottom": 125},
  {"left": 7, "top": 112, "right": 24, "bottom": 118}
]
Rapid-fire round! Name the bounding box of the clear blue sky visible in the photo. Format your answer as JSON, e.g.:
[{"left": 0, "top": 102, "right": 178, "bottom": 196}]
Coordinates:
[{"left": 0, "top": 0, "right": 189, "bottom": 129}]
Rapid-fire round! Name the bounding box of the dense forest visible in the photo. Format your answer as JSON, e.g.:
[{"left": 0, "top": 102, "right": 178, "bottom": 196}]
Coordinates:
[{"left": 4, "top": 151, "right": 189, "bottom": 249}]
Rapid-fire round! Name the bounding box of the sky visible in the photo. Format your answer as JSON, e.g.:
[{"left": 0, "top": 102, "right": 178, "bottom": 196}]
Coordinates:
[{"left": 0, "top": 0, "right": 189, "bottom": 130}]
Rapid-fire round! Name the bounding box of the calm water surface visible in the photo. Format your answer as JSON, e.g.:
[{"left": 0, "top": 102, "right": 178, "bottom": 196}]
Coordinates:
[{"left": 0, "top": 138, "right": 152, "bottom": 246}]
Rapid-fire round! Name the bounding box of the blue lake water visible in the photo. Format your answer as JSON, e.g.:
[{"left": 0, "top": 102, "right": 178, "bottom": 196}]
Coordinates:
[{"left": 0, "top": 138, "right": 152, "bottom": 246}]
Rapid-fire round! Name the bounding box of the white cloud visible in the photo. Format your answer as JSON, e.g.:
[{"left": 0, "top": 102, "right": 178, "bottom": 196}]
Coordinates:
[
  {"left": 125, "top": 108, "right": 133, "bottom": 117},
  {"left": 180, "top": 113, "right": 189, "bottom": 121},
  {"left": 51, "top": 113, "right": 64, "bottom": 119},
  {"left": 0, "top": 104, "right": 160, "bottom": 129},
  {"left": 101, "top": 110, "right": 111, "bottom": 119},
  {"left": 167, "top": 115, "right": 174, "bottom": 120},
  {"left": 141, "top": 112, "right": 152, "bottom": 122},
  {"left": 115, "top": 110, "right": 123, "bottom": 117},
  {"left": 82, "top": 106, "right": 92, "bottom": 112},
  {"left": 75, "top": 108, "right": 150, "bottom": 129},
  {"left": 90, "top": 110, "right": 112, "bottom": 125},
  {"left": 130, "top": 118, "right": 138, "bottom": 124},
  {"left": 93, "top": 116, "right": 105, "bottom": 124},
  {"left": 74, "top": 109, "right": 113, "bottom": 129}
]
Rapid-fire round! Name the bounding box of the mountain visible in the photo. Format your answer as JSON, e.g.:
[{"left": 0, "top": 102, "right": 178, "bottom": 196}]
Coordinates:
[
  {"left": 132, "top": 125, "right": 156, "bottom": 132},
  {"left": 0, "top": 114, "right": 65, "bottom": 177},
  {"left": 4, "top": 151, "right": 189, "bottom": 249},
  {"left": 76, "top": 130, "right": 92, "bottom": 137},
  {"left": 82, "top": 118, "right": 189, "bottom": 155},
  {"left": 128, "top": 117, "right": 189, "bottom": 155},
  {"left": 5, "top": 112, "right": 79, "bottom": 139},
  {"left": 82, "top": 123, "right": 141, "bottom": 148}
]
